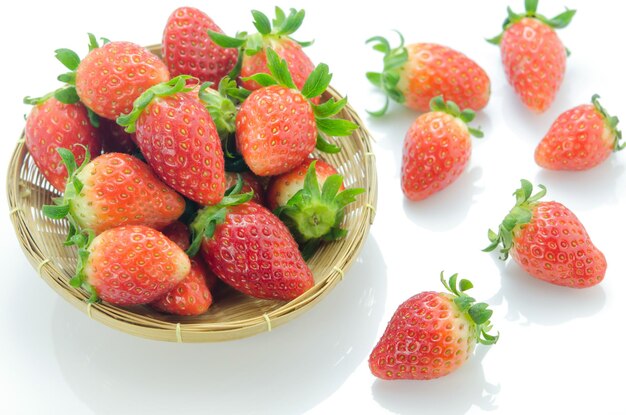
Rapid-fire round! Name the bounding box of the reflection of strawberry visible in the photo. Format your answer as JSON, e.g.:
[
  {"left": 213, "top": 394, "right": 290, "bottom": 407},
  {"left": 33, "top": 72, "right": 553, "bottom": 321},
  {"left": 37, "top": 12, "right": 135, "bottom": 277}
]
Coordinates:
[
  {"left": 487, "top": 1, "right": 576, "bottom": 112},
  {"left": 484, "top": 180, "right": 607, "bottom": 288},
  {"left": 535, "top": 95, "right": 623, "bottom": 170},
  {"left": 370, "top": 273, "right": 498, "bottom": 380}
]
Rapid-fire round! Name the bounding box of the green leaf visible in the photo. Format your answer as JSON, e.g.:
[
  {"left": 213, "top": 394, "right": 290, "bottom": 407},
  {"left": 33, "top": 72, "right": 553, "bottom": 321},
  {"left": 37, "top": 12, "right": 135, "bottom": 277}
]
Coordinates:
[
  {"left": 334, "top": 187, "right": 365, "bottom": 207},
  {"left": 241, "top": 73, "right": 277, "bottom": 87},
  {"left": 58, "top": 147, "right": 78, "bottom": 177},
  {"left": 547, "top": 9, "right": 576, "bottom": 29},
  {"left": 55, "top": 48, "right": 81, "bottom": 71},
  {"left": 207, "top": 30, "right": 246, "bottom": 48},
  {"left": 468, "top": 127, "right": 484, "bottom": 138},
  {"left": 366, "top": 97, "right": 390, "bottom": 117},
  {"left": 86, "top": 108, "right": 100, "bottom": 128},
  {"left": 366, "top": 71, "right": 383, "bottom": 87},
  {"left": 301, "top": 63, "right": 332, "bottom": 100},
  {"left": 42, "top": 204, "right": 70, "bottom": 220},
  {"left": 273, "top": 6, "right": 286, "bottom": 27},
  {"left": 366, "top": 36, "right": 391, "bottom": 53},
  {"left": 316, "top": 118, "right": 358, "bottom": 137},
  {"left": 313, "top": 97, "right": 347, "bottom": 118},
  {"left": 383, "top": 47, "right": 408, "bottom": 71},
  {"left": 303, "top": 161, "right": 321, "bottom": 199},
  {"left": 275, "top": 8, "right": 305, "bottom": 36},
  {"left": 54, "top": 87, "right": 80, "bottom": 104},
  {"left": 320, "top": 174, "right": 343, "bottom": 203},
  {"left": 245, "top": 33, "right": 264, "bottom": 55},
  {"left": 459, "top": 279, "right": 474, "bottom": 292},
  {"left": 265, "top": 47, "right": 296, "bottom": 89},
  {"left": 486, "top": 33, "right": 503, "bottom": 45},
  {"left": 251, "top": 10, "right": 272, "bottom": 35},
  {"left": 459, "top": 109, "right": 476, "bottom": 123},
  {"left": 525, "top": 0, "right": 539, "bottom": 14},
  {"left": 468, "top": 303, "right": 493, "bottom": 325},
  {"left": 429, "top": 95, "right": 446, "bottom": 112},
  {"left": 316, "top": 134, "right": 341, "bottom": 153},
  {"left": 57, "top": 72, "right": 76, "bottom": 84}
]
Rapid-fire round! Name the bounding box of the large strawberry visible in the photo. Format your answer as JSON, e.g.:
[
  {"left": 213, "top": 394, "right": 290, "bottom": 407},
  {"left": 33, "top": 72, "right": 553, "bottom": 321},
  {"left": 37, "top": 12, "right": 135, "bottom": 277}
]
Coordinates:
[
  {"left": 484, "top": 180, "right": 607, "bottom": 288},
  {"left": 208, "top": 7, "right": 315, "bottom": 95},
  {"left": 487, "top": 0, "right": 576, "bottom": 113},
  {"left": 236, "top": 48, "right": 357, "bottom": 176},
  {"left": 401, "top": 96, "right": 483, "bottom": 201},
  {"left": 162, "top": 6, "right": 238, "bottom": 85},
  {"left": 268, "top": 159, "right": 364, "bottom": 258},
  {"left": 55, "top": 34, "right": 170, "bottom": 120},
  {"left": 369, "top": 273, "right": 498, "bottom": 380},
  {"left": 43, "top": 150, "right": 185, "bottom": 235},
  {"left": 187, "top": 182, "right": 314, "bottom": 301},
  {"left": 366, "top": 32, "right": 491, "bottom": 115},
  {"left": 23, "top": 91, "right": 102, "bottom": 192},
  {"left": 117, "top": 76, "right": 226, "bottom": 206},
  {"left": 535, "top": 95, "right": 623, "bottom": 170},
  {"left": 70, "top": 225, "right": 190, "bottom": 305}
]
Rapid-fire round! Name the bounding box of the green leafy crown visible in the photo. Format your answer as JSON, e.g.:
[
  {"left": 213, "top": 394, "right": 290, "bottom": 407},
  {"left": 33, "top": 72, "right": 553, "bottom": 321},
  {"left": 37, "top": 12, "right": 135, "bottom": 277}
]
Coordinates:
[
  {"left": 591, "top": 94, "right": 624, "bottom": 152},
  {"left": 429, "top": 96, "right": 484, "bottom": 138}
]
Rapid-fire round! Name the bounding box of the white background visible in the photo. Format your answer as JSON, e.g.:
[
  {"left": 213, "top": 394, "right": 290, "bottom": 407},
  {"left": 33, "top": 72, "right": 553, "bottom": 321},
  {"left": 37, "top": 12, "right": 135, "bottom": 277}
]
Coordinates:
[{"left": 2, "top": 1, "right": 625, "bottom": 414}]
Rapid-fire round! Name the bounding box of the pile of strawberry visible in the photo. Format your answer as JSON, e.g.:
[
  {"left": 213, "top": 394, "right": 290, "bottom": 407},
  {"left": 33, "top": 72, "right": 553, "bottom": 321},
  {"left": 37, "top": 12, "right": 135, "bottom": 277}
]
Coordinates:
[
  {"left": 23, "top": 6, "right": 365, "bottom": 316},
  {"left": 366, "top": 0, "right": 621, "bottom": 381}
]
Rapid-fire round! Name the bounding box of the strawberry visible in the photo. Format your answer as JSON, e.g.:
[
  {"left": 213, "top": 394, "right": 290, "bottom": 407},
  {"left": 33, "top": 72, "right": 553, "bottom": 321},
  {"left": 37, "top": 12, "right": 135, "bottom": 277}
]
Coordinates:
[
  {"left": 268, "top": 159, "right": 364, "bottom": 258},
  {"left": 187, "top": 183, "right": 314, "bottom": 301},
  {"left": 236, "top": 48, "right": 357, "bottom": 176},
  {"left": 225, "top": 172, "right": 265, "bottom": 205},
  {"left": 208, "top": 7, "right": 315, "bottom": 96},
  {"left": 487, "top": 0, "right": 576, "bottom": 113},
  {"left": 369, "top": 273, "right": 498, "bottom": 380},
  {"left": 535, "top": 94, "right": 623, "bottom": 170},
  {"left": 401, "top": 96, "right": 483, "bottom": 201},
  {"left": 366, "top": 32, "right": 491, "bottom": 115},
  {"left": 23, "top": 92, "right": 102, "bottom": 192},
  {"left": 484, "top": 180, "right": 607, "bottom": 288},
  {"left": 117, "top": 76, "right": 226, "bottom": 206},
  {"left": 99, "top": 118, "right": 137, "bottom": 154},
  {"left": 162, "top": 6, "right": 238, "bottom": 85},
  {"left": 43, "top": 150, "right": 185, "bottom": 235},
  {"left": 55, "top": 34, "right": 170, "bottom": 120},
  {"left": 70, "top": 225, "right": 190, "bottom": 305}
]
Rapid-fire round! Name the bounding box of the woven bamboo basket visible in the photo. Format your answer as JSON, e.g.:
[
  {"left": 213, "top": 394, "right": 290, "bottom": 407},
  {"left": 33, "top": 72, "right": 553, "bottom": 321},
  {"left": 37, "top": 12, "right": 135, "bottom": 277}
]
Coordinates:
[{"left": 7, "top": 44, "right": 377, "bottom": 342}]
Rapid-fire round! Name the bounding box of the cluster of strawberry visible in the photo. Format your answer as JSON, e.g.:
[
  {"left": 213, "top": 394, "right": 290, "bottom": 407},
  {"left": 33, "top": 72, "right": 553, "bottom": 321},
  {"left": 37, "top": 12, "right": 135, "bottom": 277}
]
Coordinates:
[
  {"left": 367, "top": 0, "right": 619, "bottom": 381},
  {"left": 24, "top": 7, "right": 364, "bottom": 316}
]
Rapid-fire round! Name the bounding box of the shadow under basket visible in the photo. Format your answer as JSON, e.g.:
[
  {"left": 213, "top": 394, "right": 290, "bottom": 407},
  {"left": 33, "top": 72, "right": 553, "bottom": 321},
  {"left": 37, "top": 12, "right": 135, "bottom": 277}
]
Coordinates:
[{"left": 7, "top": 45, "right": 377, "bottom": 342}]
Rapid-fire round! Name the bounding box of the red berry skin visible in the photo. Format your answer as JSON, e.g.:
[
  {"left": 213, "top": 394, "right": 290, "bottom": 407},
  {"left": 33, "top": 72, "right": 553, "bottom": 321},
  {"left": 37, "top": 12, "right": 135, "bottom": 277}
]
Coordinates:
[
  {"left": 369, "top": 292, "right": 476, "bottom": 380},
  {"left": 70, "top": 153, "right": 185, "bottom": 234},
  {"left": 236, "top": 85, "right": 317, "bottom": 176},
  {"left": 162, "top": 7, "right": 238, "bottom": 85},
  {"left": 76, "top": 41, "right": 170, "bottom": 120},
  {"left": 135, "top": 92, "right": 226, "bottom": 206},
  {"left": 24, "top": 98, "right": 102, "bottom": 192},
  {"left": 500, "top": 18, "right": 566, "bottom": 113},
  {"left": 511, "top": 202, "right": 606, "bottom": 288},
  {"left": 200, "top": 202, "right": 314, "bottom": 301},
  {"left": 224, "top": 172, "right": 265, "bottom": 205},
  {"left": 99, "top": 118, "right": 137, "bottom": 154},
  {"left": 535, "top": 104, "right": 615, "bottom": 170},
  {"left": 85, "top": 225, "right": 190, "bottom": 306},
  {"left": 401, "top": 111, "right": 471, "bottom": 201},
  {"left": 266, "top": 158, "right": 344, "bottom": 211},
  {"left": 161, "top": 221, "right": 191, "bottom": 251},
  {"left": 398, "top": 44, "right": 490, "bottom": 112}
]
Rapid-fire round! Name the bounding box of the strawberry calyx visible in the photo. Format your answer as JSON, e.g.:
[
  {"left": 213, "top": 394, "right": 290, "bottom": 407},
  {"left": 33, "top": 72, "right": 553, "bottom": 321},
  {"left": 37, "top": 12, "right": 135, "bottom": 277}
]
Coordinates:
[
  {"left": 591, "top": 94, "right": 624, "bottom": 152},
  {"left": 197, "top": 77, "right": 250, "bottom": 144},
  {"left": 242, "top": 47, "right": 358, "bottom": 153},
  {"left": 68, "top": 227, "right": 100, "bottom": 303},
  {"left": 440, "top": 272, "right": 499, "bottom": 346},
  {"left": 116, "top": 75, "right": 195, "bottom": 133},
  {"left": 365, "top": 30, "right": 409, "bottom": 116},
  {"left": 487, "top": 0, "right": 576, "bottom": 45},
  {"left": 273, "top": 160, "right": 365, "bottom": 259},
  {"left": 429, "top": 96, "right": 484, "bottom": 138},
  {"left": 186, "top": 176, "right": 254, "bottom": 257},
  {"left": 483, "top": 179, "right": 547, "bottom": 260}
]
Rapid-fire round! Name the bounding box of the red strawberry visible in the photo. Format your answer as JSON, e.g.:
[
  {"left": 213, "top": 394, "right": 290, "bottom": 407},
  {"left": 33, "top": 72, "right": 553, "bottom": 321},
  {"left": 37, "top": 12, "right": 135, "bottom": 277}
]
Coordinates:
[
  {"left": 43, "top": 151, "right": 185, "bottom": 235},
  {"left": 401, "top": 96, "right": 483, "bottom": 201},
  {"left": 367, "top": 32, "right": 490, "bottom": 115},
  {"left": 488, "top": 1, "right": 576, "bottom": 113},
  {"left": 75, "top": 225, "right": 190, "bottom": 305},
  {"left": 236, "top": 48, "right": 357, "bottom": 176},
  {"left": 188, "top": 186, "right": 314, "bottom": 301},
  {"left": 117, "top": 76, "right": 226, "bottom": 206},
  {"left": 225, "top": 172, "right": 265, "bottom": 205},
  {"left": 23, "top": 94, "right": 102, "bottom": 192},
  {"left": 369, "top": 273, "right": 498, "bottom": 380},
  {"left": 484, "top": 180, "right": 606, "bottom": 288},
  {"left": 162, "top": 7, "right": 238, "bottom": 85},
  {"left": 151, "top": 258, "right": 213, "bottom": 316},
  {"left": 535, "top": 95, "right": 623, "bottom": 170},
  {"left": 99, "top": 118, "right": 137, "bottom": 154},
  {"left": 55, "top": 36, "right": 170, "bottom": 120}
]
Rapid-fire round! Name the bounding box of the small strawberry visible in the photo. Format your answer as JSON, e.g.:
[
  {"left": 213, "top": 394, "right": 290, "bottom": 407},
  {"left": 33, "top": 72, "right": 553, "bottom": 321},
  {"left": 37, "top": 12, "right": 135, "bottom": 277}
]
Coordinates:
[
  {"left": 70, "top": 225, "right": 190, "bottom": 305},
  {"left": 208, "top": 7, "right": 315, "bottom": 96},
  {"left": 23, "top": 91, "right": 102, "bottom": 192},
  {"left": 43, "top": 150, "right": 185, "bottom": 235},
  {"left": 484, "top": 180, "right": 607, "bottom": 288},
  {"left": 487, "top": 0, "right": 576, "bottom": 113},
  {"left": 55, "top": 34, "right": 170, "bottom": 120},
  {"left": 366, "top": 32, "right": 491, "bottom": 115},
  {"left": 162, "top": 6, "right": 238, "bottom": 85},
  {"left": 268, "top": 159, "right": 364, "bottom": 258},
  {"left": 225, "top": 171, "right": 265, "bottom": 205},
  {"left": 236, "top": 48, "right": 357, "bottom": 176},
  {"left": 117, "top": 76, "right": 226, "bottom": 206},
  {"left": 369, "top": 273, "right": 498, "bottom": 380},
  {"left": 401, "top": 96, "right": 483, "bottom": 201},
  {"left": 99, "top": 118, "right": 137, "bottom": 154},
  {"left": 187, "top": 182, "right": 314, "bottom": 301},
  {"left": 535, "top": 95, "right": 623, "bottom": 170}
]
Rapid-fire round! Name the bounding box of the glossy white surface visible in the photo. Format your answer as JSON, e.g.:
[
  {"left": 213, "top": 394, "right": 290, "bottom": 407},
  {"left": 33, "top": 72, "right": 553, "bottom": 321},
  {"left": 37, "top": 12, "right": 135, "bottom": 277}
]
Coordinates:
[{"left": 2, "top": 1, "right": 624, "bottom": 414}]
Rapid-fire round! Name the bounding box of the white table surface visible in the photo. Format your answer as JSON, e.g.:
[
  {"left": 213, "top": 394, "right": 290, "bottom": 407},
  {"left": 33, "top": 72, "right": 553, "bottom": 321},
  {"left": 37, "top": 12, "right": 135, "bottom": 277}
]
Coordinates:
[{"left": 2, "top": 1, "right": 625, "bottom": 414}]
